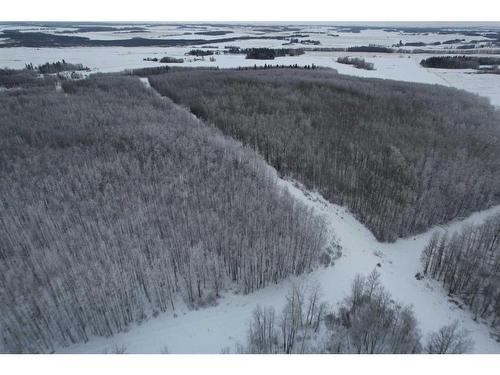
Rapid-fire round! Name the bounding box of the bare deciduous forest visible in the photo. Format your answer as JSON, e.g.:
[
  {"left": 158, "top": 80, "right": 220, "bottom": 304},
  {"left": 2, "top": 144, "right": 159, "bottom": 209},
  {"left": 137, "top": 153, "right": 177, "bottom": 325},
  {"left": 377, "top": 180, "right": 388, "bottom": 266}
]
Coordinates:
[
  {"left": 0, "top": 73, "right": 326, "bottom": 353},
  {"left": 1, "top": 63, "right": 499, "bottom": 354},
  {"left": 421, "top": 213, "right": 500, "bottom": 337},
  {"left": 148, "top": 68, "right": 500, "bottom": 241}
]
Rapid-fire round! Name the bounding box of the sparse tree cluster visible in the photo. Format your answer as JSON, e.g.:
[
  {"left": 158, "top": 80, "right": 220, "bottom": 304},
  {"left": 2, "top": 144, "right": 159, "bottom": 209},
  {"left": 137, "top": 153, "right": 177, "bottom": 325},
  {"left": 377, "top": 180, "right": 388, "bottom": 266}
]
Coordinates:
[
  {"left": 240, "top": 283, "right": 327, "bottom": 354},
  {"left": 222, "top": 47, "right": 305, "bottom": 60},
  {"left": 0, "top": 73, "right": 326, "bottom": 353},
  {"left": 26, "top": 59, "right": 89, "bottom": 74},
  {"left": 148, "top": 68, "right": 500, "bottom": 241},
  {"left": 186, "top": 49, "right": 214, "bottom": 56},
  {"left": 143, "top": 57, "right": 184, "bottom": 63},
  {"left": 235, "top": 64, "right": 317, "bottom": 71},
  {"left": 283, "top": 38, "right": 320, "bottom": 46},
  {"left": 337, "top": 56, "right": 375, "bottom": 70},
  {"left": 240, "top": 272, "right": 474, "bottom": 354},
  {"left": 421, "top": 214, "right": 500, "bottom": 337},
  {"left": 425, "top": 321, "right": 474, "bottom": 354},
  {"left": 324, "top": 271, "right": 422, "bottom": 353}
]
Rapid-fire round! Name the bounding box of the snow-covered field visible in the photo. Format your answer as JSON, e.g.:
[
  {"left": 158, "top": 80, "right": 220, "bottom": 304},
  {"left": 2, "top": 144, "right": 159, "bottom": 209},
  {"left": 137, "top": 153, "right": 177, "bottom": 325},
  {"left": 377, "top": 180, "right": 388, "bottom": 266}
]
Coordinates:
[
  {"left": 2, "top": 23, "right": 500, "bottom": 106},
  {"left": 2, "top": 48, "right": 499, "bottom": 106},
  {"left": 57, "top": 174, "right": 500, "bottom": 354},
  {"left": 1, "top": 23, "right": 495, "bottom": 45}
]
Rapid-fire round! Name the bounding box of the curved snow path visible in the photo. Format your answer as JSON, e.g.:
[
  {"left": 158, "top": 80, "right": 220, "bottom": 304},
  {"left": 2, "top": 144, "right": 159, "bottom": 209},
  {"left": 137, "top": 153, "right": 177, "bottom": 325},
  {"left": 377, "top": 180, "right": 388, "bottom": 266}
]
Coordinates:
[
  {"left": 278, "top": 179, "right": 500, "bottom": 354},
  {"left": 58, "top": 176, "right": 500, "bottom": 354}
]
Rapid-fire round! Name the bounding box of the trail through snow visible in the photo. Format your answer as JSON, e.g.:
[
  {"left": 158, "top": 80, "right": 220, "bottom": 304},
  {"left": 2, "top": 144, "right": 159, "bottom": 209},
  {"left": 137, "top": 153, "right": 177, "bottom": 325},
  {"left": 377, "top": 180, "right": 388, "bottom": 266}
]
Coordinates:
[{"left": 58, "top": 175, "right": 500, "bottom": 354}]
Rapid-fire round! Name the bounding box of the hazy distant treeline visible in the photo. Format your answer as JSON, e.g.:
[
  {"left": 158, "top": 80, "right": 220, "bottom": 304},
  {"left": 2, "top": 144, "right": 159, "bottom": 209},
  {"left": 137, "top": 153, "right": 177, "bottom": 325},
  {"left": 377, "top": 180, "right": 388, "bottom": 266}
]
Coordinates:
[
  {"left": 0, "top": 74, "right": 326, "bottom": 353},
  {"left": 0, "top": 30, "right": 290, "bottom": 48},
  {"left": 25, "top": 59, "right": 89, "bottom": 74},
  {"left": 148, "top": 68, "right": 500, "bottom": 241},
  {"left": 420, "top": 56, "right": 500, "bottom": 69}
]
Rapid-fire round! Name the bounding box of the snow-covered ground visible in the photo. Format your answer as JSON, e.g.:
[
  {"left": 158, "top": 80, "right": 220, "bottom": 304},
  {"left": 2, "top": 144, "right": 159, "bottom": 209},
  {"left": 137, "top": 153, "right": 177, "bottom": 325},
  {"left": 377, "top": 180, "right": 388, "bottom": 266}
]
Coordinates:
[{"left": 57, "top": 175, "right": 500, "bottom": 354}]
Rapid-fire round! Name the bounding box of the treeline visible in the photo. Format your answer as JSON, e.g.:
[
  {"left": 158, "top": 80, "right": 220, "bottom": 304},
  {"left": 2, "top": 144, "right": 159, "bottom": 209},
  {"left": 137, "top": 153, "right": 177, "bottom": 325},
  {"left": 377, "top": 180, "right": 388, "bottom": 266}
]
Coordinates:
[
  {"left": 397, "top": 39, "right": 469, "bottom": 47},
  {"left": 420, "top": 56, "right": 500, "bottom": 69},
  {"left": 0, "top": 68, "right": 40, "bottom": 88},
  {"left": 194, "top": 30, "right": 233, "bottom": 36},
  {"left": 126, "top": 65, "right": 172, "bottom": 77},
  {"left": 160, "top": 57, "right": 184, "bottom": 63},
  {"left": 0, "top": 73, "right": 326, "bottom": 353},
  {"left": 477, "top": 66, "right": 500, "bottom": 75},
  {"left": 305, "top": 46, "right": 500, "bottom": 55},
  {"left": 421, "top": 213, "right": 500, "bottom": 335},
  {"left": 186, "top": 49, "right": 214, "bottom": 56},
  {"left": 457, "top": 44, "right": 477, "bottom": 50},
  {"left": 222, "top": 47, "right": 305, "bottom": 60},
  {"left": 57, "top": 26, "right": 147, "bottom": 33},
  {"left": 283, "top": 39, "right": 320, "bottom": 46},
  {"left": 336, "top": 56, "right": 375, "bottom": 70},
  {"left": 394, "top": 39, "right": 474, "bottom": 48},
  {"left": 25, "top": 59, "right": 89, "bottom": 74},
  {"left": 421, "top": 56, "right": 478, "bottom": 69},
  {"left": 126, "top": 66, "right": 219, "bottom": 77},
  {"left": 398, "top": 41, "right": 426, "bottom": 47},
  {"left": 238, "top": 272, "right": 473, "bottom": 354},
  {"left": 245, "top": 48, "right": 305, "bottom": 60},
  {"left": 347, "top": 45, "right": 393, "bottom": 53},
  {"left": 442, "top": 38, "right": 466, "bottom": 45},
  {"left": 0, "top": 30, "right": 290, "bottom": 48},
  {"left": 235, "top": 64, "right": 318, "bottom": 70},
  {"left": 144, "top": 56, "right": 184, "bottom": 63},
  {"left": 148, "top": 68, "right": 500, "bottom": 241}
]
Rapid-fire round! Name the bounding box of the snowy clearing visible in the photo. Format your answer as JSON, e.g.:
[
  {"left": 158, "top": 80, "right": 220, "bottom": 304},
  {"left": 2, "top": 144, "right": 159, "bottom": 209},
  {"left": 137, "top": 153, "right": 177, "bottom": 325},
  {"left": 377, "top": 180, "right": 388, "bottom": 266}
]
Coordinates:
[{"left": 58, "top": 176, "right": 500, "bottom": 354}]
